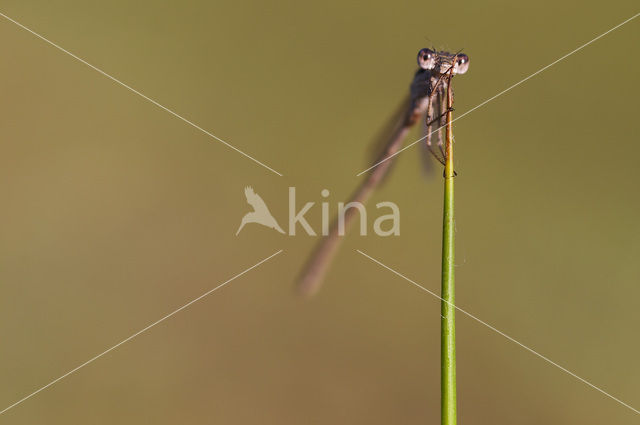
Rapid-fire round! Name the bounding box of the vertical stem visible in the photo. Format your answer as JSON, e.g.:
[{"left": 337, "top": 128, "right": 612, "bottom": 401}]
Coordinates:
[{"left": 441, "top": 77, "right": 457, "bottom": 425}]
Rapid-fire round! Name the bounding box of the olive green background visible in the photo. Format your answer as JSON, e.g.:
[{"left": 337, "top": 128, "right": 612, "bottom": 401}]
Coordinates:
[{"left": 1, "top": 1, "right": 638, "bottom": 424}]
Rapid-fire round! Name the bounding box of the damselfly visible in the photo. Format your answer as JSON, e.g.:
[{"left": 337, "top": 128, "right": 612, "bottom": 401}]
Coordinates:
[{"left": 297, "top": 48, "right": 469, "bottom": 296}]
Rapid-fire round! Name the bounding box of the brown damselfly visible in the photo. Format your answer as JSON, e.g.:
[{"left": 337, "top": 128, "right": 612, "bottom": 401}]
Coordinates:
[{"left": 296, "top": 48, "right": 469, "bottom": 296}]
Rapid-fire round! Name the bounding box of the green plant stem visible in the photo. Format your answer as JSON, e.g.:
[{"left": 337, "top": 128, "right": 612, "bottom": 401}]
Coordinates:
[{"left": 441, "top": 78, "right": 457, "bottom": 425}]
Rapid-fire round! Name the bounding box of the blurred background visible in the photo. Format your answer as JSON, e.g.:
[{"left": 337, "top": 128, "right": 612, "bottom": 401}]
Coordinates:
[{"left": 1, "top": 1, "right": 639, "bottom": 423}]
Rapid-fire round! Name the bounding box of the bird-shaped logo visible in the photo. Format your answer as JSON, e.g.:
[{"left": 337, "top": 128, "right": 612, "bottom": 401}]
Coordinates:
[{"left": 236, "top": 186, "right": 285, "bottom": 235}]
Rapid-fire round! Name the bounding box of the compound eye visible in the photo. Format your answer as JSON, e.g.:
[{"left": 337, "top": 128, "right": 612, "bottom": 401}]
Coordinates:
[
  {"left": 455, "top": 54, "right": 470, "bottom": 74},
  {"left": 417, "top": 48, "right": 436, "bottom": 70}
]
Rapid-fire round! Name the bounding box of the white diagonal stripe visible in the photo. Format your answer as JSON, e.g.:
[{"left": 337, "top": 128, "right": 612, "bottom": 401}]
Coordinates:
[
  {"left": 357, "top": 11, "right": 640, "bottom": 176},
  {"left": 0, "top": 249, "right": 283, "bottom": 415},
  {"left": 357, "top": 249, "right": 639, "bottom": 415},
  {"left": 0, "top": 11, "right": 283, "bottom": 176}
]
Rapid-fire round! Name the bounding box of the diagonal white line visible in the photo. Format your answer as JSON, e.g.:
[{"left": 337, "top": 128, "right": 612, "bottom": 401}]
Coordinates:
[
  {"left": 357, "top": 11, "right": 640, "bottom": 176},
  {"left": 0, "top": 249, "right": 283, "bottom": 416},
  {"left": 0, "top": 11, "right": 283, "bottom": 177},
  {"left": 357, "top": 249, "right": 640, "bottom": 415}
]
